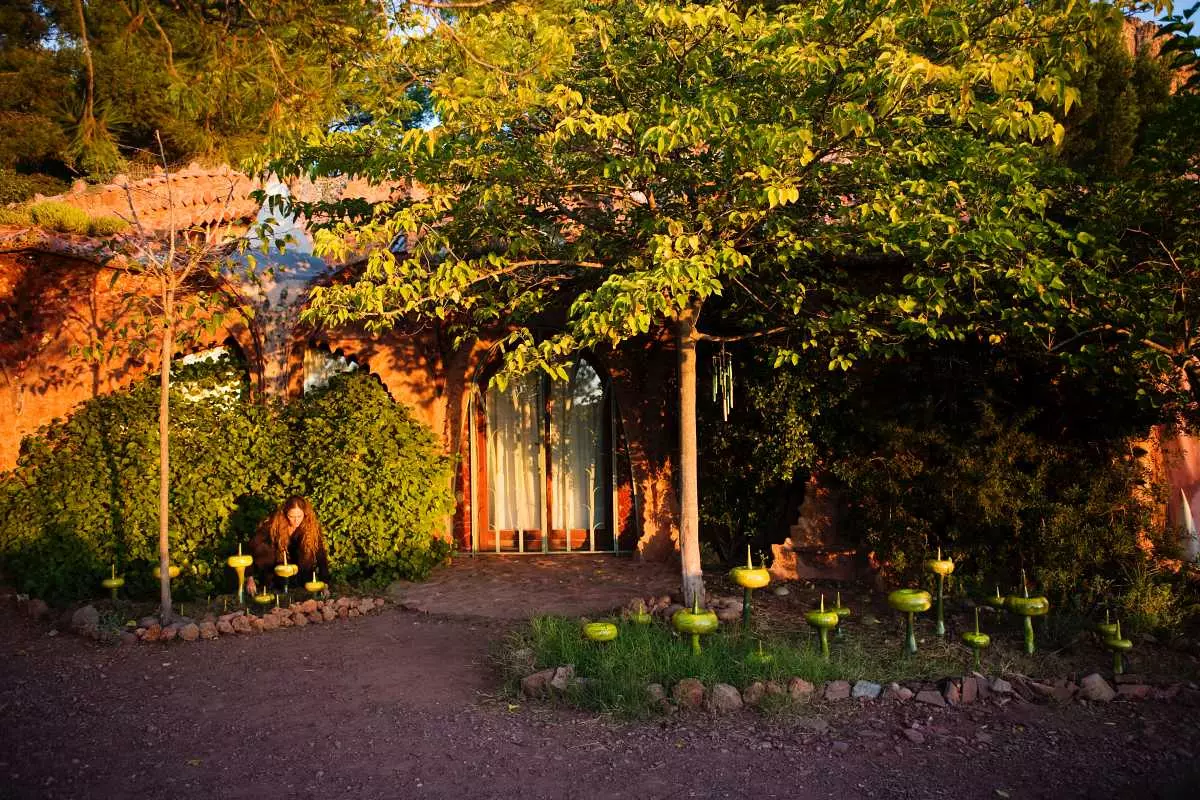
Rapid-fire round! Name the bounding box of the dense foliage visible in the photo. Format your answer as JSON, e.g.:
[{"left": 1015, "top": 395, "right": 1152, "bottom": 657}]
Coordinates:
[
  {"left": 0, "top": 0, "right": 384, "bottom": 191},
  {"left": 0, "top": 359, "right": 454, "bottom": 604}
]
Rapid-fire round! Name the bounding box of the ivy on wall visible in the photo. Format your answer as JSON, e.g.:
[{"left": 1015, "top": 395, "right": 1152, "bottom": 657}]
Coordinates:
[{"left": 0, "top": 357, "right": 454, "bottom": 605}]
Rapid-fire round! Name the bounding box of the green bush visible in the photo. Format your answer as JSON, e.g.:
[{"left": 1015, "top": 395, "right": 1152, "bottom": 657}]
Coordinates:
[
  {"left": 0, "top": 361, "right": 455, "bottom": 604},
  {"left": 0, "top": 207, "right": 32, "bottom": 226},
  {"left": 87, "top": 215, "right": 130, "bottom": 236},
  {"left": 291, "top": 373, "right": 455, "bottom": 585},
  {"left": 0, "top": 169, "right": 69, "bottom": 205},
  {"left": 28, "top": 201, "right": 90, "bottom": 234}
]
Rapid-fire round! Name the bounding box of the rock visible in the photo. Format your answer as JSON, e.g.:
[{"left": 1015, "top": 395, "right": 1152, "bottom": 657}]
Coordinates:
[
  {"left": 70, "top": 605, "right": 99, "bottom": 634},
  {"left": 772, "top": 585, "right": 790, "bottom": 597},
  {"left": 307, "top": 612, "right": 323, "bottom": 624},
  {"left": 358, "top": 600, "right": 375, "bottom": 616},
  {"left": 374, "top": 597, "right": 386, "bottom": 609},
  {"left": 743, "top": 681, "right": 767, "bottom": 707},
  {"left": 216, "top": 619, "right": 235, "bottom": 635},
  {"left": 915, "top": 689, "right": 947, "bottom": 708},
  {"left": 26, "top": 598, "right": 50, "bottom": 620},
  {"left": 277, "top": 614, "right": 293, "bottom": 627},
  {"left": 673, "top": 678, "right": 706, "bottom": 710},
  {"left": 662, "top": 603, "right": 685, "bottom": 620},
  {"left": 218, "top": 613, "right": 236, "bottom": 624},
  {"left": 765, "top": 680, "right": 786, "bottom": 697},
  {"left": 942, "top": 680, "right": 961, "bottom": 706},
  {"left": 645, "top": 683, "right": 667, "bottom": 706},
  {"left": 348, "top": 608, "right": 361, "bottom": 618},
  {"left": 883, "top": 683, "right": 914, "bottom": 703},
  {"left": 249, "top": 616, "right": 264, "bottom": 633},
  {"left": 832, "top": 740, "right": 850, "bottom": 755},
  {"left": 824, "top": 680, "right": 852, "bottom": 701},
  {"left": 299, "top": 599, "right": 319, "bottom": 614},
  {"left": 293, "top": 612, "right": 309, "bottom": 627},
  {"left": 795, "top": 716, "right": 830, "bottom": 734},
  {"left": 549, "top": 665, "right": 576, "bottom": 692},
  {"left": 160, "top": 624, "right": 179, "bottom": 642},
  {"left": 179, "top": 623, "right": 200, "bottom": 642},
  {"left": 707, "top": 683, "right": 743, "bottom": 713},
  {"left": 198, "top": 621, "right": 218, "bottom": 640},
  {"left": 1080, "top": 673, "right": 1116, "bottom": 702},
  {"left": 261, "top": 615, "right": 280, "bottom": 632},
  {"left": 852, "top": 680, "right": 882, "bottom": 700},
  {"left": 1117, "top": 683, "right": 1152, "bottom": 701},
  {"left": 138, "top": 616, "right": 159, "bottom": 629},
  {"left": 322, "top": 607, "right": 337, "bottom": 622},
  {"left": 961, "top": 676, "right": 979, "bottom": 705},
  {"left": 715, "top": 607, "right": 742, "bottom": 624},
  {"left": 990, "top": 678, "right": 1013, "bottom": 695},
  {"left": 903, "top": 728, "right": 926, "bottom": 745},
  {"left": 1114, "top": 673, "right": 1147, "bottom": 685},
  {"left": 142, "top": 623, "right": 162, "bottom": 642},
  {"left": 231, "top": 615, "right": 252, "bottom": 634},
  {"left": 522, "top": 669, "right": 555, "bottom": 697},
  {"left": 788, "top": 677, "right": 815, "bottom": 701}
]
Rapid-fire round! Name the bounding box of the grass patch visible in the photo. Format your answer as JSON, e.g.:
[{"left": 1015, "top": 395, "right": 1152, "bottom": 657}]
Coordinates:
[
  {"left": 500, "top": 615, "right": 970, "bottom": 717},
  {"left": 28, "top": 201, "right": 91, "bottom": 234}
]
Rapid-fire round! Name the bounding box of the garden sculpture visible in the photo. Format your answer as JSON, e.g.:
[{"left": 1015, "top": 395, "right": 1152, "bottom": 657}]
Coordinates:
[
  {"left": 926, "top": 547, "right": 954, "bottom": 636},
  {"left": 101, "top": 564, "right": 125, "bottom": 602},
  {"left": 1104, "top": 620, "right": 1133, "bottom": 675},
  {"left": 805, "top": 594, "right": 840, "bottom": 660},
  {"left": 673, "top": 598, "right": 719, "bottom": 655},
  {"left": 888, "top": 588, "right": 932, "bottom": 655},
  {"left": 1006, "top": 570, "right": 1049, "bottom": 655},
  {"left": 227, "top": 544, "right": 254, "bottom": 605},
  {"left": 729, "top": 545, "right": 771, "bottom": 630},
  {"left": 962, "top": 607, "right": 991, "bottom": 671},
  {"left": 583, "top": 621, "right": 619, "bottom": 642}
]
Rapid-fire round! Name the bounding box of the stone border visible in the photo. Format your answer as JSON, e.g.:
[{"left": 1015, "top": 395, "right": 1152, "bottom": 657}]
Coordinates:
[{"left": 54, "top": 596, "right": 387, "bottom": 645}]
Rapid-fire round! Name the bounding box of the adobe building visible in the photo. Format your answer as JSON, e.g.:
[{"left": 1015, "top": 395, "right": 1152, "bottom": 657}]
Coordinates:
[{"left": 0, "top": 167, "right": 682, "bottom": 561}]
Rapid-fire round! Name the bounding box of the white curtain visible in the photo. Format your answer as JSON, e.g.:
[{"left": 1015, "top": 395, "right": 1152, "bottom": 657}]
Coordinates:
[
  {"left": 550, "top": 362, "right": 608, "bottom": 532},
  {"left": 487, "top": 373, "right": 543, "bottom": 531}
]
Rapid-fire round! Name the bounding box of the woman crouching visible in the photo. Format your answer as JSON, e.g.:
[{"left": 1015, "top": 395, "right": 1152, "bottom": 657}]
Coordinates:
[{"left": 249, "top": 496, "right": 329, "bottom": 588}]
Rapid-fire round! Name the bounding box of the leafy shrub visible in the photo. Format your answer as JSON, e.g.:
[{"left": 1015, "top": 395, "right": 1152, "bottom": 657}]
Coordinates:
[
  {"left": 87, "top": 215, "right": 130, "bottom": 236},
  {"left": 0, "top": 169, "right": 69, "bottom": 205},
  {"left": 0, "top": 360, "right": 455, "bottom": 604},
  {"left": 0, "top": 207, "right": 31, "bottom": 226},
  {"left": 291, "top": 373, "right": 455, "bottom": 585},
  {"left": 28, "top": 201, "right": 90, "bottom": 234}
]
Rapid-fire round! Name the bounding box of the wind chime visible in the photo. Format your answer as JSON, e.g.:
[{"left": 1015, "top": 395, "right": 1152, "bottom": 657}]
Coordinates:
[{"left": 712, "top": 344, "right": 734, "bottom": 421}]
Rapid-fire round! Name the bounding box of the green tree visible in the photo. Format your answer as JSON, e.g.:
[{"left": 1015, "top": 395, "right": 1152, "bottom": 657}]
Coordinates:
[{"left": 270, "top": 0, "right": 1137, "bottom": 604}]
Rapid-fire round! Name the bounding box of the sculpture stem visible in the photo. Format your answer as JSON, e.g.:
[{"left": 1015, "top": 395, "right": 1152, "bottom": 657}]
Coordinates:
[
  {"left": 973, "top": 647, "right": 981, "bottom": 672},
  {"left": 819, "top": 627, "right": 830, "bottom": 660},
  {"left": 1023, "top": 615, "right": 1035, "bottom": 655},
  {"left": 235, "top": 567, "right": 246, "bottom": 605},
  {"left": 935, "top": 574, "right": 946, "bottom": 637},
  {"left": 691, "top": 632, "right": 701, "bottom": 656},
  {"left": 905, "top": 612, "right": 917, "bottom": 655},
  {"left": 743, "top": 587, "right": 752, "bottom": 631},
  {"left": 1113, "top": 651, "right": 1124, "bottom": 675}
]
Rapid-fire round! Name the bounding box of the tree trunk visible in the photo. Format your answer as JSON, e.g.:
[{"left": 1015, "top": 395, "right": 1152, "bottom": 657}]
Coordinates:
[
  {"left": 157, "top": 319, "right": 174, "bottom": 622},
  {"left": 72, "top": 0, "right": 96, "bottom": 135},
  {"left": 676, "top": 304, "right": 705, "bottom": 608}
]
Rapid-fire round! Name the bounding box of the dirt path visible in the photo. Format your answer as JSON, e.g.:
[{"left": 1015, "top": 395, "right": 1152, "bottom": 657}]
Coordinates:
[{"left": 2, "top": 603, "right": 1199, "bottom": 800}]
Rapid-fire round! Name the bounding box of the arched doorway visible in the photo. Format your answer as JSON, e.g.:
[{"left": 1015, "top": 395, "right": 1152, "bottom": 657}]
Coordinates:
[{"left": 472, "top": 359, "right": 616, "bottom": 553}]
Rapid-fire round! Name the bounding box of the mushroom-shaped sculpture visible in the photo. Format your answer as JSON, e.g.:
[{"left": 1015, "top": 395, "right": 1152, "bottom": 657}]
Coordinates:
[
  {"left": 583, "top": 621, "right": 619, "bottom": 642},
  {"left": 1006, "top": 570, "right": 1049, "bottom": 655},
  {"left": 1104, "top": 620, "right": 1133, "bottom": 675},
  {"left": 888, "top": 588, "right": 932, "bottom": 655},
  {"left": 831, "top": 591, "right": 852, "bottom": 640},
  {"left": 101, "top": 564, "right": 125, "bottom": 602},
  {"left": 962, "top": 607, "right": 991, "bottom": 671},
  {"left": 304, "top": 572, "right": 327, "bottom": 595},
  {"left": 274, "top": 553, "right": 299, "bottom": 602},
  {"left": 984, "top": 585, "right": 1007, "bottom": 611},
  {"left": 925, "top": 548, "right": 955, "bottom": 636},
  {"left": 805, "top": 595, "right": 840, "bottom": 660},
  {"left": 627, "top": 600, "right": 653, "bottom": 625},
  {"left": 252, "top": 591, "right": 276, "bottom": 612},
  {"left": 673, "top": 599, "right": 719, "bottom": 655},
  {"left": 1096, "top": 609, "right": 1119, "bottom": 640},
  {"left": 729, "top": 545, "right": 771, "bottom": 630},
  {"left": 746, "top": 640, "right": 773, "bottom": 668},
  {"left": 227, "top": 544, "right": 254, "bottom": 605}
]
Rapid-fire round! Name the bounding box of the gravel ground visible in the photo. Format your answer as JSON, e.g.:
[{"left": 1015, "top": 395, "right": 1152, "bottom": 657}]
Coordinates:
[{"left": 3, "top": 601, "right": 1199, "bottom": 800}]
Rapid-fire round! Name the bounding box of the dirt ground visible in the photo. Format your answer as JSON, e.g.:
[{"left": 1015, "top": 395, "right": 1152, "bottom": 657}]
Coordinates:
[{"left": 3, "top": 597, "right": 1200, "bottom": 800}]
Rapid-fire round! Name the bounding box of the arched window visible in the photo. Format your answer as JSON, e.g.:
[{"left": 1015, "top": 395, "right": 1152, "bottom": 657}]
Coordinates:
[{"left": 477, "top": 359, "right": 614, "bottom": 553}]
